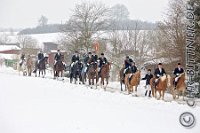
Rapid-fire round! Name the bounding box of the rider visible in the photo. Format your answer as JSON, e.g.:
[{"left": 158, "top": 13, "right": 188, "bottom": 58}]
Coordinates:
[
  {"left": 124, "top": 56, "right": 133, "bottom": 75},
  {"left": 154, "top": 63, "right": 166, "bottom": 88},
  {"left": 71, "top": 51, "right": 80, "bottom": 65},
  {"left": 54, "top": 49, "right": 62, "bottom": 67},
  {"left": 173, "top": 63, "right": 184, "bottom": 89},
  {"left": 98, "top": 53, "right": 108, "bottom": 77},
  {"left": 37, "top": 50, "right": 44, "bottom": 65},
  {"left": 19, "top": 53, "right": 25, "bottom": 66},
  {"left": 142, "top": 69, "right": 153, "bottom": 97},
  {"left": 92, "top": 51, "right": 98, "bottom": 64},
  {"left": 130, "top": 61, "right": 137, "bottom": 74}
]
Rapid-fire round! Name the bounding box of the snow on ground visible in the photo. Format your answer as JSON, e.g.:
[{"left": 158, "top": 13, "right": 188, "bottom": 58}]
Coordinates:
[{"left": 0, "top": 66, "right": 200, "bottom": 133}]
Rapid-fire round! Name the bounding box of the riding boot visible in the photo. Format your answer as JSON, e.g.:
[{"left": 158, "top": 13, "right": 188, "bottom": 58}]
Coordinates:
[
  {"left": 174, "top": 82, "right": 177, "bottom": 90},
  {"left": 149, "top": 90, "right": 151, "bottom": 97},
  {"left": 145, "top": 90, "right": 148, "bottom": 96}
]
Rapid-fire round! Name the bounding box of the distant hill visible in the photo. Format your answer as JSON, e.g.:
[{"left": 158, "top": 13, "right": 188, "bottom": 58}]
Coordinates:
[
  {"left": 18, "top": 20, "right": 157, "bottom": 35},
  {"left": 18, "top": 24, "right": 62, "bottom": 35}
]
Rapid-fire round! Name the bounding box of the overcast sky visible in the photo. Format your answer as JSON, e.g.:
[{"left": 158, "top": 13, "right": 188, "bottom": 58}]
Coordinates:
[{"left": 0, "top": 0, "right": 169, "bottom": 29}]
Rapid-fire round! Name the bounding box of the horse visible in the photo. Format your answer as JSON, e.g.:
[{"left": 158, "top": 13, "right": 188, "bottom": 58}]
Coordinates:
[
  {"left": 119, "top": 66, "right": 131, "bottom": 91},
  {"left": 87, "top": 63, "right": 98, "bottom": 88},
  {"left": 80, "top": 63, "right": 87, "bottom": 84},
  {"left": 169, "top": 73, "right": 186, "bottom": 100},
  {"left": 70, "top": 61, "right": 83, "bottom": 84},
  {"left": 17, "top": 60, "right": 27, "bottom": 76},
  {"left": 98, "top": 62, "right": 111, "bottom": 90},
  {"left": 124, "top": 70, "right": 141, "bottom": 95},
  {"left": 36, "top": 57, "right": 48, "bottom": 77},
  {"left": 54, "top": 56, "right": 65, "bottom": 80},
  {"left": 26, "top": 56, "right": 33, "bottom": 76},
  {"left": 150, "top": 74, "right": 170, "bottom": 100}
]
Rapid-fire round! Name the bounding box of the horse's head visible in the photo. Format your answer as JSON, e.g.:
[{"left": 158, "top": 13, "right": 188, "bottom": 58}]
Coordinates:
[
  {"left": 135, "top": 70, "right": 141, "bottom": 78},
  {"left": 179, "top": 73, "right": 186, "bottom": 81},
  {"left": 158, "top": 74, "right": 170, "bottom": 90}
]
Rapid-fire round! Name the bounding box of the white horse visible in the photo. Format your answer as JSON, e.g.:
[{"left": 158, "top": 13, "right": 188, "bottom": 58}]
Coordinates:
[{"left": 17, "top": 60, "right": 27, "bottom": 76}]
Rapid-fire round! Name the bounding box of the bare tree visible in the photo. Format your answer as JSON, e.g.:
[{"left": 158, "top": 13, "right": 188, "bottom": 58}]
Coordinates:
[
  {"left": 38, "top": 15, "right": 48, "bottom": 27},
  {"left": 60, "top": 1, "right": 110, "bottom": 53},
  {"left": 0, "top": 33, "right": 11, "bottom": 45},
  {"left": 157, "top": 0, "right": 186, "bottom": 64},
  {"left": 17, "top": 35, "right": 39, "bottom": 54},
  {"left": 110, "top": 4, "right": 129, "bottom": 21}
]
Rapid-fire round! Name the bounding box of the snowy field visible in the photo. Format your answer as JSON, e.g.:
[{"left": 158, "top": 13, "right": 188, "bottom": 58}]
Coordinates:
[{"left": 0, "top": 66, "right": 200, "bottom": 133}]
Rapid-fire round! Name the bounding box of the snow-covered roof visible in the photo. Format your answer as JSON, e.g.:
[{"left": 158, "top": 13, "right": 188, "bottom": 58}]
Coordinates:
[
  {"left": 0, "top": 53, "right": 18, "bottom": 60},
  {"left": 0, "top": 45, "right": 21, "bottom": 52}
]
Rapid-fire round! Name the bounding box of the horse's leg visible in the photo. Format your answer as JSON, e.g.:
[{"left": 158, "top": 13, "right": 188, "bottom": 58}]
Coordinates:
[
  {"left": 89, "top": 77, "right": 91, "bottom": 85},
  {"left": 135, "top": 86, "right": 137, "bottom": 96},
  {"left": 162, "top": 90, "right": 165, "bottom": 100},
  {"left": 92, "top": 76, "right": 94, "bottom": 85},
  {"left": 120, "top": 81, "right": 123, "bottom": 92},
  {"left": 61, "top": 71, "right": 64, "bottom": 80},
  {"left": 154, "top": 90, "right": 157, "bottom": 99},
  {"left": 74, "top": 72, "right": 77, "bottom": 84},
  {"left": 158, "top": 90, "right": 161, "bottom": 100}
]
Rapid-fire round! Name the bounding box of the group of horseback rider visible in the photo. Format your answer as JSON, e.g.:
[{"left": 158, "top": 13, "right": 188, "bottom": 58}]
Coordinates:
[
  {"left": 141, "top": 62, "right": 184, "bottom": 97},
  {"left": 122, "top": 55, "right": 184, "bottom": 97},
  {"left": 20, "top": 50, "right": 184, "bottom": 92},
  {"left": 70, "top": 51, "right": 108, "bottom": 77}
]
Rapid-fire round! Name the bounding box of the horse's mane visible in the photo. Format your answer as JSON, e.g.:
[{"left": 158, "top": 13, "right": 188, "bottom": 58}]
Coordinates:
[{"left": 160, "top": 75, "right": 166, "bottom": 82}]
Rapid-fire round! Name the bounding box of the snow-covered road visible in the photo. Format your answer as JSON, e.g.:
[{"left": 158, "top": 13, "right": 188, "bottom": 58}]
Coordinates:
[{"left": 0, "top": 67, "right": 199, "bottom": 133}]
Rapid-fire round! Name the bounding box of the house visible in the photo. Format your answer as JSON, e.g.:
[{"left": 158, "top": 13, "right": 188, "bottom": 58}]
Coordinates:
[
  {"left": 0, "top": 43, "right": 21, "bottom": 54},
  {"left": 0, "top": 43, "right": 21, "bottom": 67},
  {"left": 43, "top": 42, "right": 58, "bottom": 53},
  {"left": 48, "top": 50, "right": 68, "bottom": 67}
]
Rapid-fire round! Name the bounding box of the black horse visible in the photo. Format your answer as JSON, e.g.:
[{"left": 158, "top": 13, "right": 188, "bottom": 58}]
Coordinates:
[
  {"left": 70, "top": 61, "right": 83, "bottom": 84},
  {"left": 35, "top": 57, "right": 48, "bottom": 77}
]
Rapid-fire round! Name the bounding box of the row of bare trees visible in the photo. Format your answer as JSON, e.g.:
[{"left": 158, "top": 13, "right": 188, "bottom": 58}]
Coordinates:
[
  {"left": 0, "top": 33, "right": 39, "bottom": 55},
  {"left": 57, "top": 0, "right": 186, "bottom": 80}
]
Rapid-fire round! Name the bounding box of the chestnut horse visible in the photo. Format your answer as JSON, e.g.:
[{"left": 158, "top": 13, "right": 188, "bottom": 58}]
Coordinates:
[
  {"left": 150, "top": 74, "right": 170, "bottom": 100},
  {"left": 169, "top": 73, "right": 186, "bottom": 100},
  {"left": 124, "top": 70, "right": 141, "bottom": 95},
  {"left": 26, "top": 56, "right": 33, "bottom": 76},
  {"left": 99, "top": 62, "right": 111, "bottom": 90}
]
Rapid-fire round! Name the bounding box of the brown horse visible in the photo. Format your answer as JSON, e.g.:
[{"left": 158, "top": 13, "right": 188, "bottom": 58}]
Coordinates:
[
  {"left": 169, "top": 73, "right": 186, "bottom": 100},
  {"left": 124, "top": 70, "right": 141, "bottom": 95},
  {"left": 99, "top": 62, "right": 111, "bottom": 90},
  {"left": 150, "top": 74, "right": 170, "bottom": 100},
  {"left": 87, "top": 63, "right": 98, "bottom": 88},
  {"left": 119, "top": 66, "right": 131, "bottom": 91},
  {"left": 26, "top": 56, "right": 33, "bottom": 76},
  {"left": 54, "top": 55, "right": 65, "bottom": 79}
]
